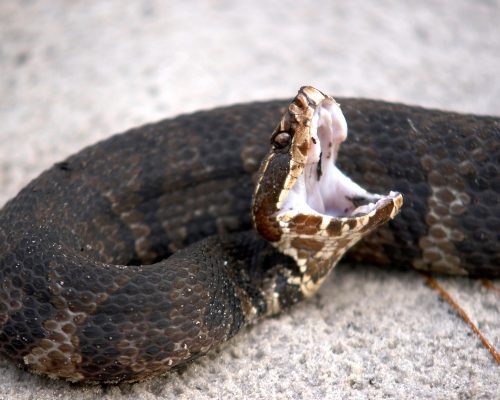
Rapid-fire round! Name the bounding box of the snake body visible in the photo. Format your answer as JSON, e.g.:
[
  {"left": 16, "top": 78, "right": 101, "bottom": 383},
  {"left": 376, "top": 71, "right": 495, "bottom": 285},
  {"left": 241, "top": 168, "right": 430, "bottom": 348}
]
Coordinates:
[{"left": 0, "top": 87, "right": 498, "bottom": 382}]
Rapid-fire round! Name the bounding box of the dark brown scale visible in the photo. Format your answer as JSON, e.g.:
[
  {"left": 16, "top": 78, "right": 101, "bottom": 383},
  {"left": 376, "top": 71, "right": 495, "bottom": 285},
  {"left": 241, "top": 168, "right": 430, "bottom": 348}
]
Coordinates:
[
  {"left": 0, "top": 99, "right": 498, "bottom": 382},
  {"left": 337, "top": 100, "right": 499, "bottom": 277}
]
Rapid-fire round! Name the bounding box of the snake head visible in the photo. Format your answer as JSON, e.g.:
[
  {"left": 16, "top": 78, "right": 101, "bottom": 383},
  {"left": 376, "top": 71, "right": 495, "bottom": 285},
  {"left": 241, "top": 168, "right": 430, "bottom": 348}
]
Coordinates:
[{"left": 252, "top": 86, "right": 403, "bottom": 294}]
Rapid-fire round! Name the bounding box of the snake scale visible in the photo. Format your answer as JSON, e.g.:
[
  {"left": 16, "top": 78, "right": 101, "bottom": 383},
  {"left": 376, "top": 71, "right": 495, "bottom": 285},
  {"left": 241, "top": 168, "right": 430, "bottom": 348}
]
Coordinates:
[{"left": 0, "top": 87, "right": 498, "bottom": 383}]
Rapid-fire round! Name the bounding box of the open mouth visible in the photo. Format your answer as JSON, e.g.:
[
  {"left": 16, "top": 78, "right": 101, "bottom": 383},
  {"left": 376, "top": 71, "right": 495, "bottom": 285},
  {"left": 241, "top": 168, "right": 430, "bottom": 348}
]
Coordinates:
[{"left": 279, "top": 98, "right": 399, "bottom": 220}]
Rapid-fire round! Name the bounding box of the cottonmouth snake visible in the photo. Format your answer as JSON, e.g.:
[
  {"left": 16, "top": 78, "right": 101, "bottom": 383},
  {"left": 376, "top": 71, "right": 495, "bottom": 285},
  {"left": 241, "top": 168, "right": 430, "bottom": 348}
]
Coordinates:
[{"left": 0, "top": 87, "right": 498, "bottom": 383}]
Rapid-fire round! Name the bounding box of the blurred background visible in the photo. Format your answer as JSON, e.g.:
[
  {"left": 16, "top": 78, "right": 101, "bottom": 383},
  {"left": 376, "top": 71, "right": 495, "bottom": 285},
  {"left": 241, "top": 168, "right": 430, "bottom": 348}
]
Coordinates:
[
  {"left": 1, "top": 1, "right": 500, "bottom": 206},
  {"left": 0, "top": 1, "right": 499, "bottom": 399}
]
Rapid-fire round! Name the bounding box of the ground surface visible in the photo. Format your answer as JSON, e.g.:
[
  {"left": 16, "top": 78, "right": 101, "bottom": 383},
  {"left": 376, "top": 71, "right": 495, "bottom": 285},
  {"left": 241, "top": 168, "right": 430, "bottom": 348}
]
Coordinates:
[{"left": 0, "top": 1, "right": 499, "bottom": 399}]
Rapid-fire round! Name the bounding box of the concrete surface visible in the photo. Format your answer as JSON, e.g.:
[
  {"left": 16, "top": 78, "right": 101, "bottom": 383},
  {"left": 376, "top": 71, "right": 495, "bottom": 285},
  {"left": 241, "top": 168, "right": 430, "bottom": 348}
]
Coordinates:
[{"left": 0, "top": 1, "right": 499, "bottom": 399}]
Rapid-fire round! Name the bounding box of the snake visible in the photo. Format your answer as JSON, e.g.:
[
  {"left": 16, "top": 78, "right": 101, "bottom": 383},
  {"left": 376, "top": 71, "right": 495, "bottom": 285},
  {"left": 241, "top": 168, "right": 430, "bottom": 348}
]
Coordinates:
[{"left": 0, "top": 86, "right": 498, "bottom": 383}]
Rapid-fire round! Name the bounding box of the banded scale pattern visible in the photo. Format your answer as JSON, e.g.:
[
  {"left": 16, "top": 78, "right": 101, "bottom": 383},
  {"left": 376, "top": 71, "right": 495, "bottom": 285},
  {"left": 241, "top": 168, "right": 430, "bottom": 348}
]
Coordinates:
[{"left": 0, "top": 96, "right": 498, "bottom": 382}]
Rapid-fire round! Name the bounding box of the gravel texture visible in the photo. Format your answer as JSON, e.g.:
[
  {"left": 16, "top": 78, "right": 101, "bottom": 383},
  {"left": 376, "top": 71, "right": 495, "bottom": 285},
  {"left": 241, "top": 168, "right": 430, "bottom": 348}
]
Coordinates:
[{"left": 0, "top": 1, "right": 499, "bottom": 399}]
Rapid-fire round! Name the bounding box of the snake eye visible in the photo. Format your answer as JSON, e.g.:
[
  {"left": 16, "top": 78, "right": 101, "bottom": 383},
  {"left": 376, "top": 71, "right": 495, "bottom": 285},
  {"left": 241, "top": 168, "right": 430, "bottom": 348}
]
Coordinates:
[{"left": 272, "top": 132, "right": 291, "bottom": 149}]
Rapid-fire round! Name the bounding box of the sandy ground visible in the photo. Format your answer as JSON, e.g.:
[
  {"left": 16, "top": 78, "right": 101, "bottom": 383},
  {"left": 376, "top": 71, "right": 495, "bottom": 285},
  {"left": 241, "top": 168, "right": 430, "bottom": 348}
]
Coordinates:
[{"left": 0, "top": 1, "right": 499, "bottom": 399}]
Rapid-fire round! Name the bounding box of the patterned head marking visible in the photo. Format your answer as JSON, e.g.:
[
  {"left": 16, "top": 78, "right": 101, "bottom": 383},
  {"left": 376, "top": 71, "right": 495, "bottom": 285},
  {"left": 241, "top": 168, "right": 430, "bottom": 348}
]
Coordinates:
[{"left": 253, "top": 86, "right": 403, "bottom": 297}]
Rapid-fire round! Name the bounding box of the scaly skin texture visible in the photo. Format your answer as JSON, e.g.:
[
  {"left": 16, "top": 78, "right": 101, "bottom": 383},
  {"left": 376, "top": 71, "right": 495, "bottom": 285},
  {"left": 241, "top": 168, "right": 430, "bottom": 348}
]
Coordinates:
[{"left": 0, "top": 97, "right": 498, "bottom": 382}]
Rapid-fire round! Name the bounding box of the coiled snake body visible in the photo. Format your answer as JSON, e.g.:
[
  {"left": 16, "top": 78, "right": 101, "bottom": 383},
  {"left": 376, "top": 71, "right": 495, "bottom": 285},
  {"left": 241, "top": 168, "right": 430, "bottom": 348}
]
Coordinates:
[{"left": 0, "top": 87, "right": 498, "bottom": 382}]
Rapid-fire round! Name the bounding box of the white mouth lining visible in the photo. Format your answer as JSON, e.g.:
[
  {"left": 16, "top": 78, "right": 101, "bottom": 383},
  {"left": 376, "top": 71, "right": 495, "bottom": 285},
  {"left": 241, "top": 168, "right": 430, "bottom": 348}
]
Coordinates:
[{"left": 280, "top": 100, "right": 387, "bottom": 218}]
